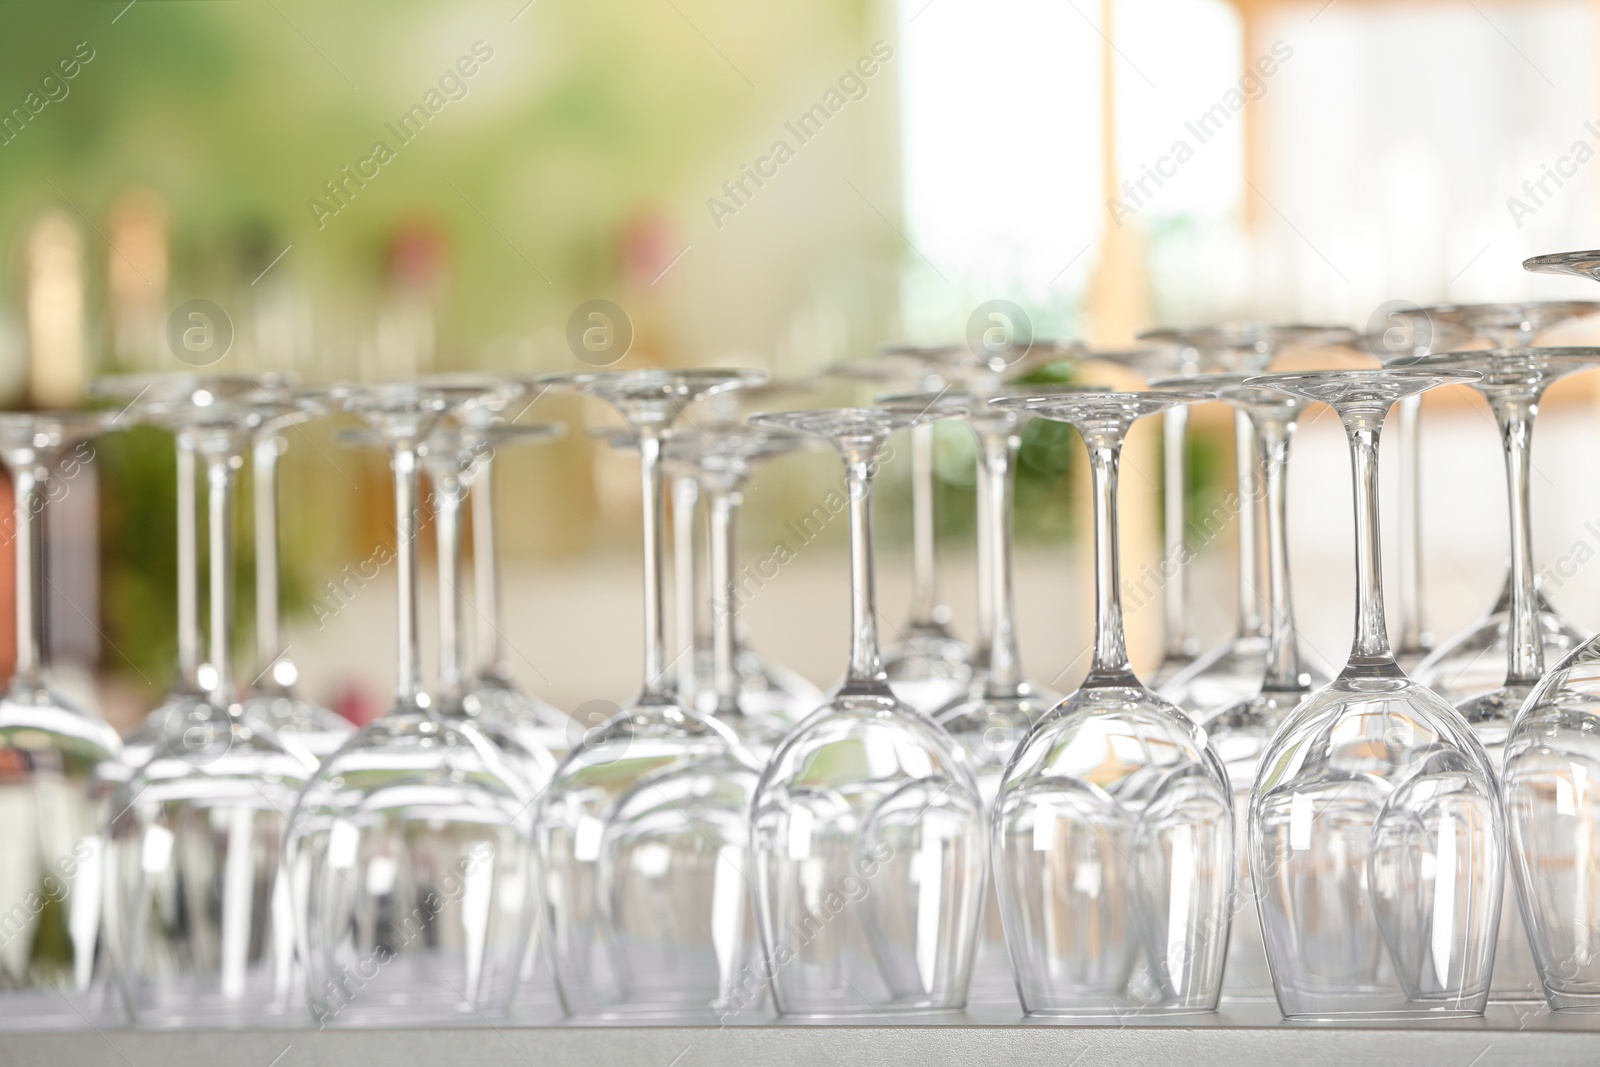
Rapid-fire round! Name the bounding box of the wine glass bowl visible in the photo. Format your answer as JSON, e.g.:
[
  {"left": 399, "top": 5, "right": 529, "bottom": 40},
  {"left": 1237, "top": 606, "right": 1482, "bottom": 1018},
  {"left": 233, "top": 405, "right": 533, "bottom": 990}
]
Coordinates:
[
  {"left": 746, "top": 406, "right": 986, "bottom": 1018},
  {"left": 1243, "top": 369, "right": 1504, "bottom": 1020},
  {"left": 987, "top": 389, "right": 1235, "bottom": 1017}
]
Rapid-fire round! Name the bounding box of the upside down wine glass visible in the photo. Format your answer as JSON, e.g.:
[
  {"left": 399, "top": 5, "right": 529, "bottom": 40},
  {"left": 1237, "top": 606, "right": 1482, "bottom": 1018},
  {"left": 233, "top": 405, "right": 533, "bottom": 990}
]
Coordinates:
[
  {"left": 87, "top": 374, "right": 231, "bottom": 771},
  {"left": 0, "top": 412, "right": 122, "bottom": 1030},
  {"left": 289, "top": 381, "right": 536, "bottom": 1026},
  {"left": 1409, "top": 302, "right": 1600, "bottom": 702},
  {"left": 879, "top": 384, "right": 1065, "bottom": 1005},
  {"left": 747, "top": 406, "right": 985, "bottom": 1017},
  {"left": 1246, "top": 369, "right": 1503, "bottom": 1020},
  {"left": 1195, "top": 380, "right": 1315, "bottom": 1000},
  {"left": 1086, "top": 346, "right": 1203, "bottom": 687},
  {"left": 536, "top": 369, "right": 769, "bottom": 1020},
  {"left": 1143, "top": 325, "right": 1354, "bottom": 719},
  {"left": 240, "top": 392, "right": 353, "bottom": 757},
  {"left": 114, "top": 382, "right": 316, "bottom": 1027},
  {"left": 823, "top": 351, "right": 972, "bottom": 712},
  {"left": 1355, "top": 308, "right": 1472, "bottom": 669},
  {"left": 1396, "top": 347, "right": 1600, "bottom": 1001},
  {"left": 989, "top": 389, "right": 1233, "bottom": 1016},
  {"left": 1500, "top": 248, "right": 1600, "bottom": 1012},
  {"left": 456, "top": 399, "right": 572, "bottom": 737},
  {"left": 665, "top": 425, "right": 815, "bottom": 750}
]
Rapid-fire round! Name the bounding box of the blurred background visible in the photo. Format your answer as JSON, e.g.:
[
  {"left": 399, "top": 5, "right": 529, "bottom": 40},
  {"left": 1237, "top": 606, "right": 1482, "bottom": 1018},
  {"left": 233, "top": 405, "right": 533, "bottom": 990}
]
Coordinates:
[{"left": 4, "top": 0, "right": 1600, "bottom": 728}]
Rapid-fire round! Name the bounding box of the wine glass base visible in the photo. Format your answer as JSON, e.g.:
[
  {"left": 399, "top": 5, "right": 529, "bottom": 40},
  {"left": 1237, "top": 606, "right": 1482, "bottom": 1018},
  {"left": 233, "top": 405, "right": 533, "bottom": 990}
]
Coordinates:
[
  {"left": 1161, "top": 633, "right": 1331, "bottom": 720},
  {"left": 1415, "top": 605, "right": 1586, "bottom": 704},
  {"left": 881, "top": 627, "right": 974, "bottom": 715}
]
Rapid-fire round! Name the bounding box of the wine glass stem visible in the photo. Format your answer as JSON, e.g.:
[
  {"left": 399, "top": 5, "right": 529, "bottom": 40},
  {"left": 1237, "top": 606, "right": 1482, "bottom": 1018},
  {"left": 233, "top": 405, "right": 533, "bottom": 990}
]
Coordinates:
[
  {"left": 980, "top": 422, "right": 1023, "bottom": 695},
  {"left": 673, "top": 473, "right": 701, "bottom": 702},
  {"left": 1257, "top": 415, "right": 1302, "bottom": 691},
  {"left": 435, "top": 468, "right": 465, "bottom": 702},
  {"left": 1493, "top": 393, "right": 1542, "bottom": 684},
  {"left": 973, "top": 432, "right": 993, "bottom": 667},
  {"left": 1086, "top": 429, "right": 1132, "bottom": 677},
  {"left": 1345, "top": 420, "right": 1392, "bottom": 662},
  {"left": 11, "top": 459, "right": 43, "bottom": 687},
  {"left": 708, "top": 484, "right": 741, "bottom": 715},
  {"left": 252, "top": 434, "right": 283, "bottom": 685},
  {"left": 470, "top": 452, "right": 505, "bottom": 682},
  {"left": 176, "top": 431, "right": 201, "bottom": 688},
  {"left": 1162, "top": 404, "right": 1191, "bottom": 659},
  {"left": 1395, "top": 394, "right": 1427, "bottom": 655},
  {"left": 638, "top": 426, "right": 671, "bottom": 703},
  {"left": 907, "top": 422, "right": 942, "bottom": 628},
  {"left": 1234, "top": 410, "right": 1264, "bottom": 638},
  {"left": 392, "top": 441, "right": 425, "bottom": 707},
  {"left": 204, "top": 444, "right": 240, "bottom": 708},
  {"left": 844, "top": 445, "right": 886, "bottom": 687}
]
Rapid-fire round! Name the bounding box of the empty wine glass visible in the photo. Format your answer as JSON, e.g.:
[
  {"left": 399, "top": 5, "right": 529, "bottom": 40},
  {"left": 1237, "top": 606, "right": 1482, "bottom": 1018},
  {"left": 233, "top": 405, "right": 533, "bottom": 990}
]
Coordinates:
[
  {"left": 288, "top": 380, "right": 537, "bottom": 1026},
  {"left": 1504, "top": 250, "right": 1600, "bottom": 1012},
  {"left": 0, "top": 411, "right": 123, "bottom": 1030},
  {"left": 1353, "top": 309, "right": 1473, "bottom": 670},
  {"left": 455, "top": 399, "right": 572, "bottom": 737},
  {"left": 239, "top": 390, "right": 353, "bottom": 758},
  {"left": 1151, "top": 371, "right": 1333, "bottom": 722},
  {"left": 880, "top": 383, "right": 1078, "bottom": 1005},
  {"left": 1194, "top": 380, "right": 1315, "bottom": 1000},
  {"left": 747, "top": 406, "right": 985, "bottom": 1017},
  {"left": 1246, "top": 368, "right": 1503, "bottom": 1020},
  {"left": 1142, "top": 325, "right": 1356, "bottom": 719},
  {"left": 1394, "top": 346, "right": 1600, "bottom": 1001},
  {"left": 112, "top": 379, "right": 317, "bottom": 1027},
  {"left": 87, "top": 375, "right": 243, "bottom": 770},
  {"left": 534, "top": 368, "right": 769, "bottom": 1020},
  {"left": 1408, "top": 302, "right": 1600, "bottom": 702},
  {"left": 665, "top": 425, "right": 817, "bottom": 748},
  {"left": 824, "top": 352, "right": 973, "bottom": 712},
  {"left": 988, "top": 388, "right": 1232, "bottom": 1016},
  {"left": 1085, "top": 346, "right": 1203, "bottom": 687}
]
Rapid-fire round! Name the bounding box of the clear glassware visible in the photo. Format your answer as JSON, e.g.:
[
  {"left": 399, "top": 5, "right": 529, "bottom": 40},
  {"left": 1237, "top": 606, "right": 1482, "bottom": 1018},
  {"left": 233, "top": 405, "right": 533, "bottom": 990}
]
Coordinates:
[
  {"left": 1193, "top": 381, "right": 1315, "bottom": 1000},
  {"left": 1245, "top": 368, "right": 1503, "bottom": 1020},
  {"left": 1505, "top": 249, "right": 1600, "bottom": 1012},
  {"left": 1085, "top": 346, "right": 1203, "bottom": 687},
  {"left": 746, "top": 406, "right": 986, "bottom": 1017},
  {"left": 535, "top": 368, "right": 770, "bottom": 1020},
  {"left": 1393, "top": 347, "right": 1600, "bottom": 1002},
  {"left": 1408, "top": 302, "right": 1600, "bottom": 702},
  {"left": 1151, "top": 371, "right": 1332, "bottom": 722},
  {"left": 1141, "top": 325, "right": 1356, "bottom": 719},
  {"left": 87, "top": 375, "right": 235, "bottom": 771},
  {"left": 987, "top": 388, "right": 1232, "bottom": 1016},
  {"left": 0, "top": 412, "right": 123, "bottom": 1030},
  {"left": 288, "top": 381, "right": 537, "bottom": 1026},
  {"left": 682, "top": 381, "right": 824, "bottom": 717},
  {"left": 454, "top": 399, "right": 573, "bottom": 739},
  {"left": 823, "top": 351, "right": 973, "bottom": 712},
  {"left": 889, "top": 382, "right": 1082, "bottom": 1005},
  {"left": 1353, "top": 308, "right": 1473, "bottom": 671},
  {"left": 111, "top": 380, "right": 317, "bottom": 1027},
  {"left": 239, "top": 390, "right": 353, "bottom": 758},
  {"left": 665, "top": 425, "right": 818, "bottom": 749}
]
